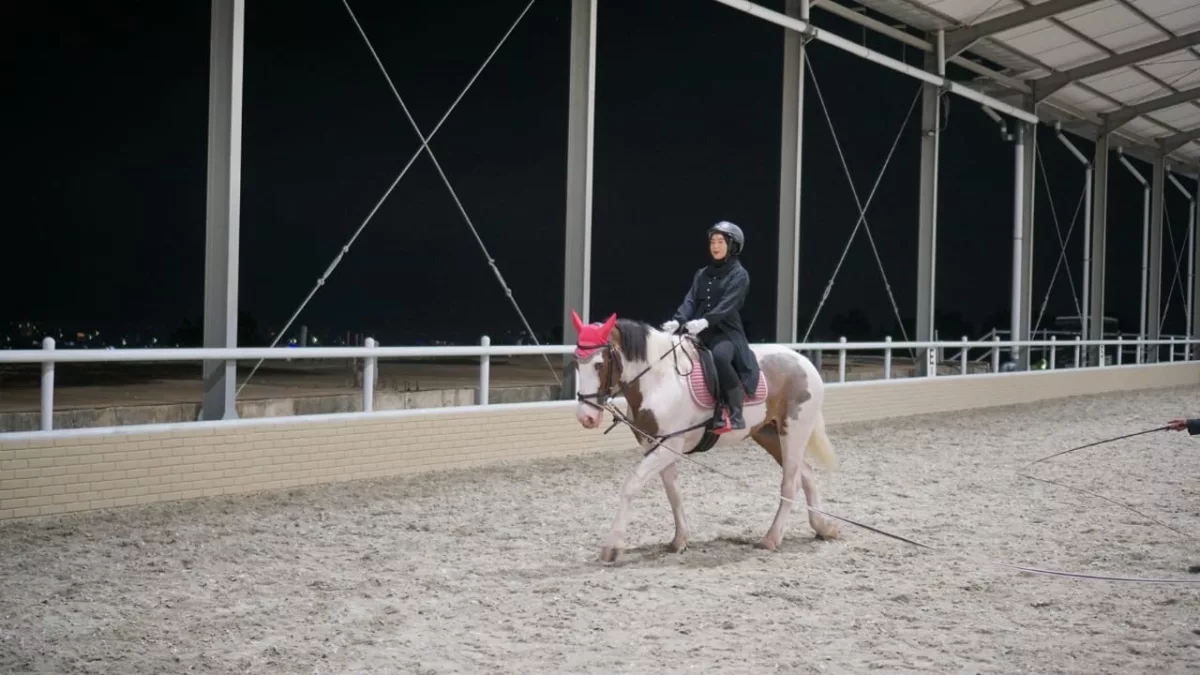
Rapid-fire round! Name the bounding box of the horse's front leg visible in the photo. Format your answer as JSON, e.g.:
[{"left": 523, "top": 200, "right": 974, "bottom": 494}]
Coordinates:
[
  {"left": 660, "top": 462, "right": 689, "bottom": 553},
  {"left": 600, "top": 443, "right": 681, "bottom": 564}
]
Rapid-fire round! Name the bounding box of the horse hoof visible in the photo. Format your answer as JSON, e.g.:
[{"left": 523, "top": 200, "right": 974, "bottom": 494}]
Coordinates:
[
  {"left": 756, "top": 536, "right": 779, "bottom": 551},
  {"left": 667, "top": 539, "right": 688, "bottom": 554},
  {"left": 816, "top": 524, "right": 841, "bottom": 540},
  {"left": 599, "top": 547, "right": 621, "bottom": 564}
]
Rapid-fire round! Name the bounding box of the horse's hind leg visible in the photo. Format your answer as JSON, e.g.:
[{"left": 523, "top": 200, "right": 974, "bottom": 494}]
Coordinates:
[
  {"left": 799, "top": 461, "right": 839, "bottom": 539},
  {"left": 758, "top": 414, "right": 834, "bottom": 549},
  {"left": 660, "top": 462, "right": 689, "bottom": 553},
  {"left": 799, "top": 415, "right": 839, "bottom": 539},
  {"left": 750, "top": 421, "right": 800, "bottom": 551}
]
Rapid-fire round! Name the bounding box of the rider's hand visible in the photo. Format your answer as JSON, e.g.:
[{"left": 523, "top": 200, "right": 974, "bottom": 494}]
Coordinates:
[
  {"left": 1167, "top": 419, "right": 1187, "bottom": 431},
  {"left": 685, "top": 318, "right": 708, "bottom": 335},
  {"left": 661, "top": 320, "right": 679, "bottom": 334}
]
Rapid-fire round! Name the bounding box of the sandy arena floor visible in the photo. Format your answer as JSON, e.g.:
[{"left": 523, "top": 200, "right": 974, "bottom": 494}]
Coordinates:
[{"left": 1, "top": 387, "right": 1199, "bottom": 674}]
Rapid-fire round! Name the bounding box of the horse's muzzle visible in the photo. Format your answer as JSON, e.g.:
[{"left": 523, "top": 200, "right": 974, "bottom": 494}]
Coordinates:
[{"left": 577, "top": 405, "right": 603, "bottom": 429}]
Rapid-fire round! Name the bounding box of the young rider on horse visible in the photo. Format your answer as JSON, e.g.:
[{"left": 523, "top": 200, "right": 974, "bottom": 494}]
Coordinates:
[{"left": 661, "top": 221, "right": 760, "bottom": 431}]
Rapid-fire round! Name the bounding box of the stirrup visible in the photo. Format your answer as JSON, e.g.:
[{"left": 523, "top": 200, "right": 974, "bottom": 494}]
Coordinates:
[{"left": 709, "top": 408, "right": 731, "bottom": 434}]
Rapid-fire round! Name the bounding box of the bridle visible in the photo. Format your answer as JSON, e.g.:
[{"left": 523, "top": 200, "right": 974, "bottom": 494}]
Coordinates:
[
  {"left": 574, "top": 331, "right": 713, "bottom": 451},
  {"left": 573, "top": 341, "right": 621, "bottom": 411},
  {"left": 574, "top": 331, "right": 692, "bottom": 411}
]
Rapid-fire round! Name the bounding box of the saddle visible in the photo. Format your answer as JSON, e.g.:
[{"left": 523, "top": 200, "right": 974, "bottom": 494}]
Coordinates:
[{"left": 683, "top": 339, "right": 768, "bottom": 452}]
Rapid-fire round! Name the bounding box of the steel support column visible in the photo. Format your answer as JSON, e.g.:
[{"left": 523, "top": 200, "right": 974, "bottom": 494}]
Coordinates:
[
  {"left": 1147, "top": 151, "right": 1166, "bottom": 360},
  {"left": 200, "top": 0, "right": 245, "bottom": 421},
  {"left": 775, "top": 0, "right": 808, "bottom": 343},
  {"left": 1117, "top": 148, "right": 1149, "bottom": 362},
  {"left": 1087, "top": 132, "right": 1109, "bottom": 365},
  {"left": 1193, "top": 177, "right": 1200, "bottom": 357},
  {"left": 562, "top": 0, "right": 596, "bottom": 349},
  {"left": 1055, "top": 127, "right": 1091, "bottom": 339},
  {"left": 915, "top": 38, "right": 943, "bottom": 376},
  {"left": 1012, "top": 121, "right": 1036, "bottom": 367}
]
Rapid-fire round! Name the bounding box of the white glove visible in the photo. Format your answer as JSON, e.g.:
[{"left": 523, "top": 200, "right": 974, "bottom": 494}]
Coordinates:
[
  {"left": 685, "top": 318, "right": 709, "bottom": 335},
  {"left": 661, "top": 320, "right": 679, "bottom": 334}
]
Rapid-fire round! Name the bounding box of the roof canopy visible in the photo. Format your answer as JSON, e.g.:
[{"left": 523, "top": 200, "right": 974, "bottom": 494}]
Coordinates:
[{"left": 830, "top": 0, "right": 1200, "bottom": 173}]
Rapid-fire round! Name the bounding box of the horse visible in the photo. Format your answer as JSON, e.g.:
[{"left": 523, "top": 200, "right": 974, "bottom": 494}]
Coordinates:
[{"left": 570, "top": 310, "right": 840, "bottom": 564}]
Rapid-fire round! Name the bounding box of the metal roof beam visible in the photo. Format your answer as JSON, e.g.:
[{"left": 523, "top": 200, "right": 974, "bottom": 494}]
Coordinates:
[
  {"left": 800, "top": 0, "right": 1200, "bottom": 173},
  {"left": 814, "top": 0, "right": 1033, "bottom": 93},
  {"left": 1029, "top": 103, "right": 1198, "bottom": 176},
  {"left": 1031, "top": 28, "right": 1200, "bottom": 102},
  {"left": 943, "top": 0, "right": 1102, "bottom": 59},
  {"left": 1103, "top": 86, "right": 1200, "bottom": 129},
  {"left": 1162, "top": 127, "right": 1200, "bottom": 154},
  {"left": 710, "top": 0, "right": 1040, "bottom": 123}
]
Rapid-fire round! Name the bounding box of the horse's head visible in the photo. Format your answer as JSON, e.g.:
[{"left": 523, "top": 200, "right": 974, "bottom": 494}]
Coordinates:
[{"left": 571, "top": 310, "right": 621, "bottom": 429}]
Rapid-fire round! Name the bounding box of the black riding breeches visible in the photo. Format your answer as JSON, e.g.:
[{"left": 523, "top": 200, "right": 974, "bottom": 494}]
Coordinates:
[{"left": 702, "top": 333, "right": 739, "bottom": 393}]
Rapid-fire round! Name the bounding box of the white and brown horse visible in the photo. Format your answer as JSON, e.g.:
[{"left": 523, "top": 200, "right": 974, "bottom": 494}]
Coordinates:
[{"left": 571, "top": 311, "right": 839, "bottom": 563}]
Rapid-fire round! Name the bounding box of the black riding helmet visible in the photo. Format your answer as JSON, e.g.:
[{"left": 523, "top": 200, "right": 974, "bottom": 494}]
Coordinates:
[{"left": 707, "top": 221, "right": 745, "bottom": 256}]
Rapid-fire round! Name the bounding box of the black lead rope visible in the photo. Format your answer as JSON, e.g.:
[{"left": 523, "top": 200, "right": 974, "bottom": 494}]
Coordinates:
[
  {"left": 1018, "top": 424, "right": 1197, "bottom": 542},
  {"left": 580, "top": 333, "right": 1198, "bottom": 579},
  {"left": 1023, "top": 425, "right": 1173, "bottom": 469}
]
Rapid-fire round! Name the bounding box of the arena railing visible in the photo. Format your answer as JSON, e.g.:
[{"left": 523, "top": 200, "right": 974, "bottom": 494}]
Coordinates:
[{"left": 0, "top": 335, "right": 1196, "bottom": 432}]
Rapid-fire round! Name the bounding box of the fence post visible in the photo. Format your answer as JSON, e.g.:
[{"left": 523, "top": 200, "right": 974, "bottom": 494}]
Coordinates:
[
  {"left": 883, "top": 336, "right": 892, "bottom": 380},
  {"left": 479, "top": 335, "right": 491, "bottom": 405},
  {"left": 41, "top": 337, "right": 55, "bottom": 431},
  {"left": 838, "top": 337, "right": 846, "bottom": 383},
  {"left": 1116, "top": 335, "right": 1123, "bottom": 365},
  {"left": 362, "top": 337, "right": 377, "bottom": 412},
  {"left": 992, "top": 334, "right": 1001, "bottom": 372},
  {"left": 960, "top": 336, "right": 968, "bottom": 376},
  {"left": 1049, "top": 335, "right": 1056, "bottom": 370},
  {"left": 1074, "top": 336, "right": 1081, "bottom": 368},
  {"left": 1169, "top": 336, "right": 1176, "bottom": 362}
]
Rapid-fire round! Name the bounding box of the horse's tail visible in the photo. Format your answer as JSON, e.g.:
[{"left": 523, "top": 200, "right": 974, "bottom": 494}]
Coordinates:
[{"left": 805, "top": 411, "right": 838, "bottom": 472}]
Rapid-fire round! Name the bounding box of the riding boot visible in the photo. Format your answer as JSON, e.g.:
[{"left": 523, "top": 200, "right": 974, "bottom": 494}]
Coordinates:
[{"left": 724, "top": 386, "right": 746, "bottom": 430}]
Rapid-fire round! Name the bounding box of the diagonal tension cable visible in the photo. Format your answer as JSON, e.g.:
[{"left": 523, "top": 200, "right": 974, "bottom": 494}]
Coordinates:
[
  {"left": 802, "top": 57, "right": 920, "bottom": 359},
  {"left": 1159, "top": 207, "right": 1188, "bottom": 335},
  {"left": 339, "top": 0, "right": 560, "bottom": 385},
  {"left": 1031, "top": 143, "right": 1086, "bottom": 334},
  {"left": 238, "top": 0, "right": 548, "bottom": 394}
]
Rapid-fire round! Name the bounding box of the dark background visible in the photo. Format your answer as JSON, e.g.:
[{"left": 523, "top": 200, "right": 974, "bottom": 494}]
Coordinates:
[{"left": 5, "top": 0, "right": 1196, "bottom": 348}]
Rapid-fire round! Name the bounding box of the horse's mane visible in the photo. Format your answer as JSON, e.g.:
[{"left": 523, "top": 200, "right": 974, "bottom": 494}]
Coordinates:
[{"left": 613, "top": 318, "right": 675, "bottom": 366}]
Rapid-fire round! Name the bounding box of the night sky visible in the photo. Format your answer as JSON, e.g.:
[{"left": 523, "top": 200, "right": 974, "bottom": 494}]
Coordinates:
[{"left": 6, "top": 0, "right": 1198, "bottom": 346}]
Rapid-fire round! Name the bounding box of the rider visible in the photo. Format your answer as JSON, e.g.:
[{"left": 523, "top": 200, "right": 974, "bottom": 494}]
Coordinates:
[{"left": 661, "top": 221, "right": 760, "bottom": 431}]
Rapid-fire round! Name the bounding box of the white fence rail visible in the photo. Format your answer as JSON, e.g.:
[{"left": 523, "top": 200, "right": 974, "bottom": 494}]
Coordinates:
[{"left": 1, "top": 336, "right": 1197, "bottom": 432}]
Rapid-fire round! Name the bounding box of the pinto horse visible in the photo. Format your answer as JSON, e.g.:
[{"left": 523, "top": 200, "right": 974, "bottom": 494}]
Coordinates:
[{"left": 571, "top": 311, "right": 839, "bottom": 563}]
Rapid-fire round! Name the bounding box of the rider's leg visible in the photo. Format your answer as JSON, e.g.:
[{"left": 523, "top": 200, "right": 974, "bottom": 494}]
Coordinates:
[{"left": 710, "top": 338, "right": 745, "bottom": 429}]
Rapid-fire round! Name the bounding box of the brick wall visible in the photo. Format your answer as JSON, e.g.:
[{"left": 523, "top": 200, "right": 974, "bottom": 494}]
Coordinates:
[{"left": 2, "top": 362, "right": 1197, "bottom": 521}]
